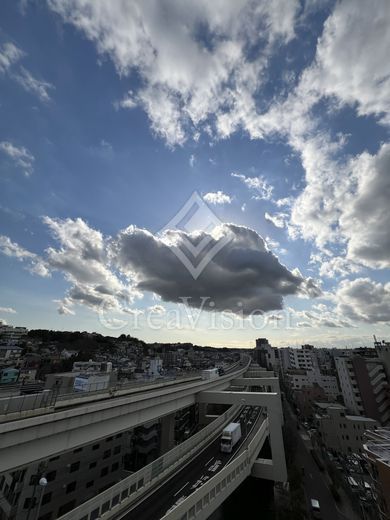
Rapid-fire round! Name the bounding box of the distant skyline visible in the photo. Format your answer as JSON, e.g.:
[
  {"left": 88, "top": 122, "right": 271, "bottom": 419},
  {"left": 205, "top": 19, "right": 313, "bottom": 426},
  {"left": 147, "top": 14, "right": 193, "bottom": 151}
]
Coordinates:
[{"left": 0, "top": 0, "right": 389, "bottom": 348}]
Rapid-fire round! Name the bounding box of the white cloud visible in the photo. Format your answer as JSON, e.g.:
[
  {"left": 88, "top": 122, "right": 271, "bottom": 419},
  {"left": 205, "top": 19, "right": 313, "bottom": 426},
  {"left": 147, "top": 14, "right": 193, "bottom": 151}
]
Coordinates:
[
  {"left": 336, "top": 278, "right": 390, "bottom": 324},
  {"left": 189, "top": 154, "right": 195, "bottom": 168},
  {"left": 117, "top": 90, "right": 137, "bottom": 110},
  {"left": 0, "top": 42, "right": 53, "bottom": 102},
  {"left": 290, "top": 305, "right": 354, "bottom": 329},
  {"left": 275, "top": 197, "right": 293, "bottom": 208},
  {"left": 251, "top": 0, "right": 390, "bottom": 265},
  {"left": 14, "top": 67, "right": 54, "bottom": 102},
  {"left": 340, "top": 144, "right": 390, "bottom": 269},
  {"left": 147, "top": 304, "right": 166, "bottom": 314},
  {"left": 0, "top": 141, "right": 35, "bottom": 176},
  {"left": 0, "top": 307, "right": 17, "bottom": 314},
  {"left": 54, "top": 298, "right": 75, "bottom": 315},
  {"left": 48, "top": 0, "right": 300, "bottom": 146},
  {"left": 203, "top": 191, "right": 232, "bottom": 205},
  {"left": 231, "top": 172, "right": 273, "bottom": 200},
  {"left": 310, "top": 253, "right": 361, "bottom": 278},
  {"left": 42, "top": 217, "right": 139, "bottom": 313},
  {"left": 265, "top": 212, "right": 288, "bottom": 228},
  {"left": 309, "top": 0, "right": 390, "bottom": 125},
  {"left": 0, "top": 235, "right": 50, "bottom": 277},
  {"left": 0, "top": 42, "right": 24, "bottom": 74},
  {"left": 0, "top": 235, "right": 35, "bottom": 260}
]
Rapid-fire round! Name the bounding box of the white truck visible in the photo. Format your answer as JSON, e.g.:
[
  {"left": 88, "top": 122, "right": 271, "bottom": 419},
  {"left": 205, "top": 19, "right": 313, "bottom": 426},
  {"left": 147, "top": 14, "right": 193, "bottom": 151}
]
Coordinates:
[
  {"left": 220, "top": 422, "right": 242, "bottom": 453},
  {"left": 201, "top": 368, "right": 219, "bottom": 380}
]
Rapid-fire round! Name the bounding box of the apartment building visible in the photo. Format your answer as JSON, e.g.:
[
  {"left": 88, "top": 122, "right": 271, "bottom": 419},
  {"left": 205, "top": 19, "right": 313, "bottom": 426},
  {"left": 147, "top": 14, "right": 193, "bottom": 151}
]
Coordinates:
[
  {"left": 335, "top": 354, "right": 390, "bottom": 426},
  {"left": 254, "top": 338, "right": 280, "bottom": 372},
  {"left": 0, "top": 433, "right": 130, "bottom": 520},
  {"left": 363, "top": 428, "right": 390, "bottom": 520},
  {"left": 314, "top": 403, "right": 377, "bottom": 455},
  {"left": 375, "top": 339, "right": 390, "bottom": 380},
  {"left": 289, "top": 344, "right": 319, "bottom": 371},
  {"left": 286, "top": 369, "right": 340, "bottom": 400},
  {"left": 0, "top": 325, "right": 28, "bottom": 345}
]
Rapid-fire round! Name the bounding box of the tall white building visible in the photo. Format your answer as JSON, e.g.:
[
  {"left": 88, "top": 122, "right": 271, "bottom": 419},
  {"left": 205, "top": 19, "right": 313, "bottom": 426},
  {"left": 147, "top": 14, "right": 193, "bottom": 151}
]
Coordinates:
[
  {"left": 288, "top": 344, "right": 319, "bottom": 371},
  {"left": 285, "top": 344, "right": 340, "bottom": 400}
]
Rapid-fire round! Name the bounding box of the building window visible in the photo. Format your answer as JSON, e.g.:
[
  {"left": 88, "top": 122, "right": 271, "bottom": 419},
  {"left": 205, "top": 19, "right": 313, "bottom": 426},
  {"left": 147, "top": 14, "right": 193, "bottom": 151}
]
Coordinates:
[
  {"left": 103, "top": 450, "right": 111, "bottom": 459},
  {"left": 29, "top": 475, "right": 38, "bottom": 485},
  {"left": 89, "top": 461, "right": 97, "bottom": 469},
  {"left": 73, "top": 447, "right": 83, "bottom": 454},
  {"left": 115, "top": 433, "right": 122, "bottom": 439},
  {"left": 70, "top": 462, "right": 80, "bottom": 473},
  {"left": 57, "top": 500, "right": 76, "bottom": 516},
  {"left": 38, "top": 513, "right": 52, "bottom": 520},
  {"left": 111, "top": 462, "right": 119, "bottom": 472},
  {"left": 24, "top": 497, "right": 36, "bottom": 509},
  {"left": 106, "top": 436, "right": 113, "bottom": 442},
  {"left": 66, "top": 481, "right": 76, "bottom": 494},
  {"left": 46, "top": 471, "right": 56, "bottom": 482},
  {"left": 86, "top": 480, "right": 94, "bottom": 488},
  {"left": 100, "top": 467, "right": 109, "bottom": 477},
  {"left": 92, "top": 444, "right": 100, "bottom": 450},
  {"left": 41, "top": 492, "right": 52, "bottom": 505},
  {"left": 113, "top": 446, "right": 121, "bottom": 455}
]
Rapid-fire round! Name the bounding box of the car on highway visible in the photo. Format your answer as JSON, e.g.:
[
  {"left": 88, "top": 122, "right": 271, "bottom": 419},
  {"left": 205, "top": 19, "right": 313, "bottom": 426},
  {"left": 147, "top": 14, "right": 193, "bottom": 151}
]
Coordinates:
[{"left": 310, "top": 498, "right": 321, "bottom": 518}]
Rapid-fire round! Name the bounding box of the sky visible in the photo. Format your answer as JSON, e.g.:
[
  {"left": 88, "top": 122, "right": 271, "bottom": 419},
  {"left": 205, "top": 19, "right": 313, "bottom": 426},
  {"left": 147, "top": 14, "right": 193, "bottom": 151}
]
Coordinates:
[{"left": 0, "top": 0, "right": 389, "bottom": 348}]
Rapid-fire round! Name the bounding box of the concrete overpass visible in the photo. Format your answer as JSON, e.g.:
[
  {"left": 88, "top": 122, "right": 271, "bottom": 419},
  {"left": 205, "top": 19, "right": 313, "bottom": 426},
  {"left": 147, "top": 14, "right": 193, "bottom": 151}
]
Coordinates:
[
  {"left": 0, "top": 360, "right": 250, "bottom": 473},
  {"left": 0, "top": 361, "right": 286, "bottom": 520},
  {"left": 52, "top": 367, "right": 286, "bottom": 520}
]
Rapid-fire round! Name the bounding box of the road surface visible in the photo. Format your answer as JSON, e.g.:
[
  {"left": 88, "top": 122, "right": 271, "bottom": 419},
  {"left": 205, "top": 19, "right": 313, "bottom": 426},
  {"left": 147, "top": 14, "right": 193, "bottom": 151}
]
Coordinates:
[
  {"left": 285, "top": 403, "right": 357, "bottom": 520},
  {"left": 117, "top": 405, "right": 264, "bottom": 520}
]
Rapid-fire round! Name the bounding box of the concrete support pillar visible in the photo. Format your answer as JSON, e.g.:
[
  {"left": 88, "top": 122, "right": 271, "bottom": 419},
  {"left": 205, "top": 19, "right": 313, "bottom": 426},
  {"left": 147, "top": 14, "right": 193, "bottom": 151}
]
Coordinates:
[
  {"left": 160, "top": 413, "right": 175, "bottom": 453},
  {"left": 267, "top": 407, "right": 287, "bottom": 482},
  {"left": 198, "top": 402, "right": 215, "bottom": 425}
]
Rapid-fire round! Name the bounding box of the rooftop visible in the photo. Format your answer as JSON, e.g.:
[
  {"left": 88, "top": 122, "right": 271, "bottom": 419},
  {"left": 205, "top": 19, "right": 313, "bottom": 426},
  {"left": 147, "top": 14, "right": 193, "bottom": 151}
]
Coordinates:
[
  {"left": 314, "top": 401, "right": 345, "bottom": 410},
  {"left": 364, "top": 429, "right": 390, "bottom": 466},
  {"left": 346, "top": 415, "right": 377, "bottom": 422}
]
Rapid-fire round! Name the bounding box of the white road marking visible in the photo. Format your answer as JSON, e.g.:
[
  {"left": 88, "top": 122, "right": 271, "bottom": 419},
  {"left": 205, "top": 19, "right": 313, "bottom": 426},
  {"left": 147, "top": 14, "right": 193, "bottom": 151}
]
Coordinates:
[
  {"left": 205, "top": 457, "right": 214, "bottom": 466},
  {"left": 174, "top": 482, "right": 189, "bottom": 496}
]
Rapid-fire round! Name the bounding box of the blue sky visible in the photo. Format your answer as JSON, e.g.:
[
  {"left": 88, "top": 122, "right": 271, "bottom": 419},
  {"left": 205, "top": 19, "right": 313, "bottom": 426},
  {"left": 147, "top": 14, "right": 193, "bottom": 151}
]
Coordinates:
[{"left": 0, "top": 0, "right": 389, "bottom": 348}]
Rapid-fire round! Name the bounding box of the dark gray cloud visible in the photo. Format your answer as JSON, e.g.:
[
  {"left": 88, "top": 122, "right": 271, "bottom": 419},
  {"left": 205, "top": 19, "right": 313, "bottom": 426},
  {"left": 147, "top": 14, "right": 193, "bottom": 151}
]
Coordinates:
[{"left": 112, "top": 223, "right": 318, "bottom": 315}]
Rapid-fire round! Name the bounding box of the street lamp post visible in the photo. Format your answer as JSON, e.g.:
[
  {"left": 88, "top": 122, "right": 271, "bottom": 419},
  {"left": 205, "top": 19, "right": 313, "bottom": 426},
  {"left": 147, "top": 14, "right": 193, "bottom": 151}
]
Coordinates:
[{"left": 34, "top": 477, "right": 48, "bottom": 520}]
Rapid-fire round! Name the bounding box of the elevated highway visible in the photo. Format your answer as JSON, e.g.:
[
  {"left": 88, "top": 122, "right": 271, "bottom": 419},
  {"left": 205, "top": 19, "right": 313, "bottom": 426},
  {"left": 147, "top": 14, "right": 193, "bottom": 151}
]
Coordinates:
[
  {"left": 54, "top": 367, "right": 286, "bottom": 520},
  {"left": 0, "top": 361, "right": 249, "bottom": 473},
  {"left": 0, "top": 361, "right": 286, "bottom": 520}
]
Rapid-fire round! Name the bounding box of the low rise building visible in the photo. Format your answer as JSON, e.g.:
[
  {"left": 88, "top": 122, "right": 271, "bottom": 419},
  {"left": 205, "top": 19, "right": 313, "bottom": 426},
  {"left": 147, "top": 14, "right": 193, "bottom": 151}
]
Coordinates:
[
  {"left": 45, "top": 371, "right": 115, "bottom": 394},
  {"left": 0, "top": 345, "right": 23, "bottom": 361},
  {"left": 0, "top": 325, "right": 28, "bottom": 344},
  {"left": 314, "top": 402, "right": 377, "bottom": 455}
]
